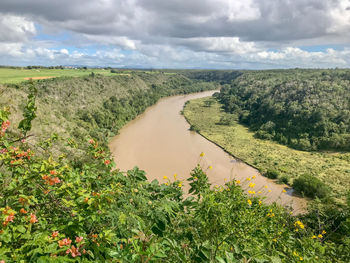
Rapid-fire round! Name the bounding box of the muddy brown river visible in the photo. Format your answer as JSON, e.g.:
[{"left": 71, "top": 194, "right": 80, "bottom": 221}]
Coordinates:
[{"left": 109, "top": 90, "right": 307, "bottom": 213}]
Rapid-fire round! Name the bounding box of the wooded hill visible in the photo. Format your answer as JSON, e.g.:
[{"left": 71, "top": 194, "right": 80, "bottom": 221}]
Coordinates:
[
  {"left": 0, "top": 72, "right": 217, "bottom": 163},
  {"left": 217, "top": 69, "right": 350, "bottom": 151}
]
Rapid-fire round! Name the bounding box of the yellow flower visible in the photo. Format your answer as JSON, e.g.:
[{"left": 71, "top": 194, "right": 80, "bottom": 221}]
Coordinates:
[
  {"left": 258, "top": 200, "right": 262, "bottom": 205},
  {"left": 264, "top": 185, "right": 268, "bottom": 188},
  {"left": 318, "top": 234, "right": 323, "bottom": 239},
  {"left": 165, "top": 182, "right": 169, "bottom": 186},
  {"left": 252, "top": 175, "right": 256, "bottom": 179},
  {"left": 272, "top": 238, "right": 277, "bottom": 242},
  {"left": 268, "top": 190, "right": 272, "bottom": 193},
  {"left": 178, "top": 183, "right": 182, "bottom": 188},
  {"left": 173, "top": 173, "right": 177, "bottom": 179},
  {"left": 208, "top": 165, "right": 213, "bottom": 169},
  {"left": 235, "top": 180, "right": 241, "bottom": 184},
  {"left": 247, "top": 199, "right": 252, "bottom": 205},
  {"left": 248, "top": 190, "right": 256, "bottom": 194},
  {"left": 322, "top": 230, "right": 326, "bottom": 235},
  {"left": 312, "top": 235, "right": 317, "bottom": 239},
  {"left": 294, "top": 221, "right": 304, "bottom": 229},
  {"left": 163, "top": 176, "right": 168, "bottom": 180},
  {"left": 282, "top": 189, "right": 287, "bottom": 193},
  {"left": 300, "top": 257, "right": 303, "bottom": 261},
  {"left": 258, "top": 191, "right": 262, "bottom": 194},
  {"left": 200, "top": 152, "right": 205, "bottom": 157},
  {"left": 246, "top": 177, "right": 251, "bottom": 181},
  {"left": 249, "top": 183, "right": 256, "bottom": 188}
]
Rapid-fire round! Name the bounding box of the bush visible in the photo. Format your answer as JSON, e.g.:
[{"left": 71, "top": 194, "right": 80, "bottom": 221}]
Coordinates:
[
  {"left": 278, "top": 175, "right": 289, "bottom": 184},
  {"left": 293, "top": 174, "right": 331, "bottom": 198},
  {"left": 189, "top": 124, "right": 200, "bottom": 132},
  {"left": 264, "top": 169, "right": 279, "bottom": 179},
  {"left": 217, "top": 114, "right": 236, "bottom": 126}
]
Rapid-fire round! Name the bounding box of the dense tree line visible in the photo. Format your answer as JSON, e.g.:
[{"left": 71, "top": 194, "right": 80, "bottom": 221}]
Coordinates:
[
  {"left": 180, "top": 70, "right": 242, "bottom": 84},
  {"left": 217, "top": 69, "right": 350, "bottom": 151}
]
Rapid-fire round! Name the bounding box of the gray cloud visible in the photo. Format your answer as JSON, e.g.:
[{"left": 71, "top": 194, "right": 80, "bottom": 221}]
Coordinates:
[
  {"left": 0, "top": 0, "right": 347, "bottom": 42},
  {"left": 0, "top": 0, "right": 350, "bottom": 68}
]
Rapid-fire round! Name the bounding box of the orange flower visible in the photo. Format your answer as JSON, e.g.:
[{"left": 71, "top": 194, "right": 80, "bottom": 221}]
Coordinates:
[
  {"left": 58, "top": 237, "right": 72, "bottom": 247},
  {"left": 30, "top": 213, "right": 38, "bottom": 224},
  {"left": 49, "top": 170, "right": 57, "bottom": 175},
  {"left": 20, "top": 208, "right": 27, "bottom": 214},
  {"left": 52, "top": 231, "right": 59, "bottom": 238},
  {"left": 5, "top": 213, "right": 15, "bottom": 223},
  {"left": 66, "top": 245, "right": 81, "bottom": 258},
  {"left": 104, "top": 159, "right": 111, "bottom": 165},
  {"left": 76, "top": 236, "right": 83, "bottom": 243},
  {"left": 84, "top": 197, "right": 89, "bottom": 203},
  {"left": 42, "top": 175, "right": 61, "bottom": 185}
]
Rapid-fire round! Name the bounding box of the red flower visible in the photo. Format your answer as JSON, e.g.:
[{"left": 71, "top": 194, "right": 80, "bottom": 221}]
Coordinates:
[
  {"left": 20, "top": 208, "right": 28, "bottom": 214},
  {"left": 104, "top": 159, "right": 111, "bottom": 165}
]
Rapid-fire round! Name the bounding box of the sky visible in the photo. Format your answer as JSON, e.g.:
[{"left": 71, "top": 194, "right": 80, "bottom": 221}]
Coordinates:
[{"left": 0, "top": 0, "right": 350, "bottom": 69}]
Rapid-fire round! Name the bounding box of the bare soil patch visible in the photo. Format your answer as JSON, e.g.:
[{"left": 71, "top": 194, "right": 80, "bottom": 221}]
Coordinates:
[{"left": 24, "top": 76, "right": 56, "bottom": 80}]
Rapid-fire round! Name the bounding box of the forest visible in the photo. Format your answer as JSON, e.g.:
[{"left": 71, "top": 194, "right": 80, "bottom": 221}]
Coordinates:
[{"left": 216, "top": 69, "right": 350, "bottom": 151}]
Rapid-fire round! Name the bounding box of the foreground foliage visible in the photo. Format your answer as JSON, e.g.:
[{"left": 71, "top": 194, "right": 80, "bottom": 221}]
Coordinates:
[{"left": 1, "top": 108, "right": 350, "bottom": 262}]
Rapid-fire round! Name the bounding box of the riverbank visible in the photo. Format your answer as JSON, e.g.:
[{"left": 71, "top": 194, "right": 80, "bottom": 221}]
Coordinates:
[{"left": 184, "top": 97, "right": 350, "bottom": 203}]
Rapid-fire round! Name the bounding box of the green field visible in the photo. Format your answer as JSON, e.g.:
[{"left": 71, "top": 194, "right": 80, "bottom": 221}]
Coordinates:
[
  {"left": 184, "top": 97, "right": 350, "bottom": 202},
  {"left": 0, "top": 67, "right": 117, "bottom": 84}
]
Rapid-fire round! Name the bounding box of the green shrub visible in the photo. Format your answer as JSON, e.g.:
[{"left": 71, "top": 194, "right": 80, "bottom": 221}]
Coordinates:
[
  {"left": 264, "top": 169, "right": 279, "bottom": 179},
  {"left": 217, "top": 114, "right": 236, "bottom": 126},
  {"left": 278, "top": 175, "right": 289, "bottom": 184},
  {"left": 190, "top": 124, "right": 200, "bottom": 132},
  {"left": 293, "top": 174, "right": 330, "bottom": 198}
]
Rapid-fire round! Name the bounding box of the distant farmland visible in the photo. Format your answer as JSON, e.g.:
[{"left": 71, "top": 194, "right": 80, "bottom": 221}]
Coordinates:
[{"left": 0, "top": 67, "right": 116, "bottom": 84}]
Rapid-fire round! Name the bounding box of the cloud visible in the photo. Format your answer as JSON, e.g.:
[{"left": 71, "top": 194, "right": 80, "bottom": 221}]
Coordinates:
[
  {"left": 0, "top": 0, "right": 349, "bottom": 68},
  {"left": 0, "top": 15, "right": 36, "bottom": 42}
]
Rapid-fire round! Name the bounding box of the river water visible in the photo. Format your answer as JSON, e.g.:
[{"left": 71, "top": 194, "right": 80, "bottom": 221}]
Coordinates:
[{"left": 109, "top": 90, "right": 307, "bottom": 213}]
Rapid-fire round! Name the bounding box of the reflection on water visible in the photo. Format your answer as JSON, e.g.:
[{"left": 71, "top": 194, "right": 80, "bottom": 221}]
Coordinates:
[{"left": 109, "top": 91, "right": 307, "bottom": 214}]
